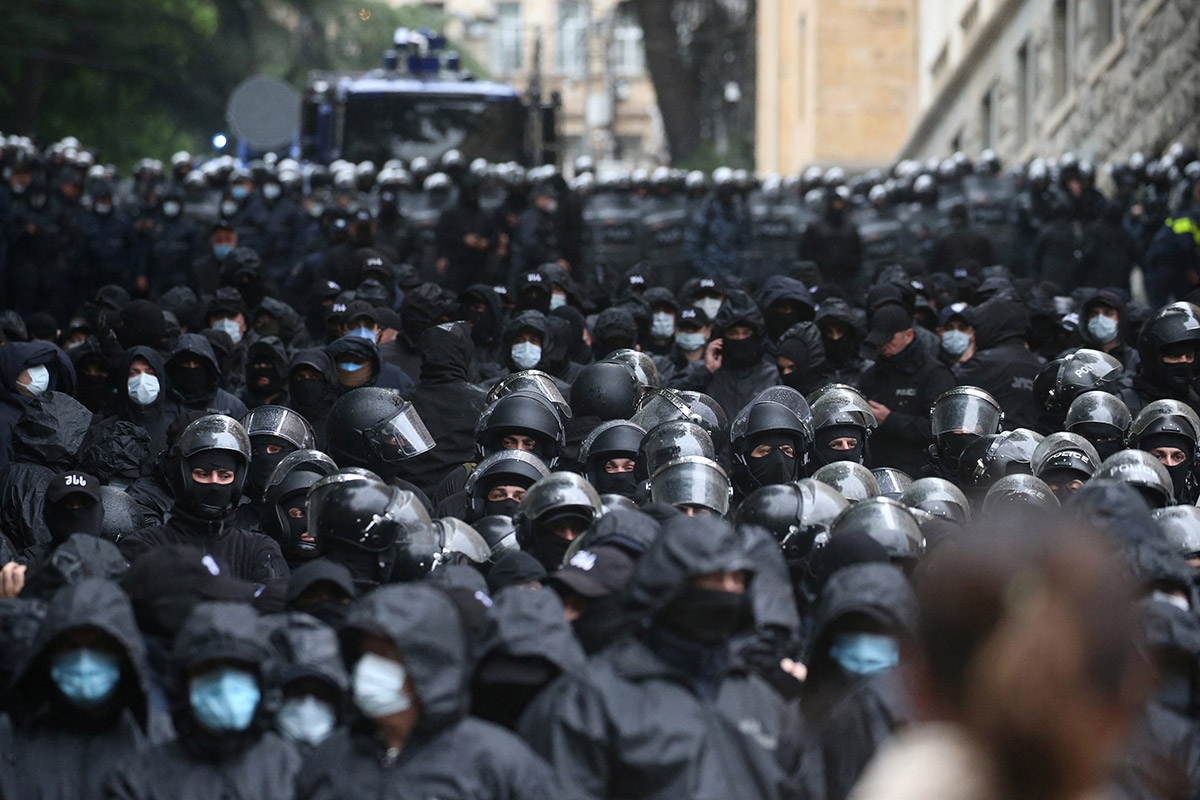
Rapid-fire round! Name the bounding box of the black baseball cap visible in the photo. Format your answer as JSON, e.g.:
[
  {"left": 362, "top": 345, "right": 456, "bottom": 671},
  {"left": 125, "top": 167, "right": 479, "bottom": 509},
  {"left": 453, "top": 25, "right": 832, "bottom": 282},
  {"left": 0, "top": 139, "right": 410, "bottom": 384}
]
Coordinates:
[
  {"left": 45, "top": 471, "right": 102, "bottom": 505},
  {"left": 865, "top": 305, "right": 914, "bottom": 347},
  {"left": 547, "top": 545, "right": 636, "bottom": 599}
]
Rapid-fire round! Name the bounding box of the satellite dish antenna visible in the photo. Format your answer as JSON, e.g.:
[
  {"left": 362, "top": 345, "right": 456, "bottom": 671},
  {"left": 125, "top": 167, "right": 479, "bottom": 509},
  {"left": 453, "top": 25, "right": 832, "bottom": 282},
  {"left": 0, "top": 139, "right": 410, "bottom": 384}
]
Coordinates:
[{"left": 226, "top": 75, "right": 302, "bottom": 152}]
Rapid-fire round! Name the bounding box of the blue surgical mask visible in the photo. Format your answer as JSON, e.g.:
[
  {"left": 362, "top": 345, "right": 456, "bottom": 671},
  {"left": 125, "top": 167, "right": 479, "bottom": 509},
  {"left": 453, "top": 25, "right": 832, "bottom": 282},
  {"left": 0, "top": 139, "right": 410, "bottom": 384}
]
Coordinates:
[
  {"left": 230, "top": 185, "right": 250, "bottom": 200},
  {"left": 51, "top": 648, "right": 122, "bottom": 706},
  {"left": 1087, "top": 314, "right": 1119, "bottom": 344},
  {"left": 19, "top": 364, "right": 50, "bottom": 397},
  {"left": 213, "top": 243, "right": 234, "bottom": 260},
  {"left": 276, "top": 695, "right": 336, "bottom": 746},
  {"left": 352, "top": 652, "right": 411, "bottom": 718},
  {"left": 651, "top": 312, "right": 675, "bottom": 339},
  {"left": 338, "top": 361, "right": 365, "bottom": 372},
  {"left": 676, "top": 332, "right": 707, "bottom": 352},
  {"left": 127, "top": 373, "right": 160, "bottom": 406},
  {"left": 349, "top": 326, "right": 377, "bottom": 342},
  {"left": 511, "top": 342, "right": 542, "bottom": 370},
  {"left": 212, "top": 317, "right": 243, "bottom": 345},
  {"left": 189, "top": 667, "right": 261, "bottom": 732},
  {"left": 828, "top": 632, "right": 899, "bottom": 676},
  {"left": 940, "top": 329, "right": 971, "bottom": 357}
]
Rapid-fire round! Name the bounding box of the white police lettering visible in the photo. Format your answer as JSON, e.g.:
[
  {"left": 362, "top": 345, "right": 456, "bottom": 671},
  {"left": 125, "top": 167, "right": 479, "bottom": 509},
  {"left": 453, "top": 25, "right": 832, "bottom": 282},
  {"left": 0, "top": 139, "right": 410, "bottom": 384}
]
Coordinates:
[
  {"left": 569, "top": 550, "right": 597, "bottom": 571},
  {"left": 630, "top": 275, "right": 645, "bottom": 285},
  {"left": 1012, "top": 377, "right": 1034, "bottom": 391},
  {"left": 64, "top": 474, "right": 87, "bottom": 487},
  {"left": 895, "top": 388, "right": 917, "bottom": 397},
  {"left": 527, "top": 273, "right": 542, "bottom": 282}
]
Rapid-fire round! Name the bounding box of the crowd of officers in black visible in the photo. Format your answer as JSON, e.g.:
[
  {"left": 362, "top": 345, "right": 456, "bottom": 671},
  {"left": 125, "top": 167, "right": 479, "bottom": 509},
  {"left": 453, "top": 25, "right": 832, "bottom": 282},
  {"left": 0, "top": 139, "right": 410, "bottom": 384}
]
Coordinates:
[{"left": 0, "top": 133, "right": 1197, "bottom": 799}]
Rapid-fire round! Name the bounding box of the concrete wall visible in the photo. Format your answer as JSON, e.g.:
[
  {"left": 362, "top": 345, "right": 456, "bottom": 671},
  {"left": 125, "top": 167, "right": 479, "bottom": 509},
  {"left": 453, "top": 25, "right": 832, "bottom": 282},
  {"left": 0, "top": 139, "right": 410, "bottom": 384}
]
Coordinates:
[{"left": 898, "top": 0, "right": 1200, "bottom": 164}]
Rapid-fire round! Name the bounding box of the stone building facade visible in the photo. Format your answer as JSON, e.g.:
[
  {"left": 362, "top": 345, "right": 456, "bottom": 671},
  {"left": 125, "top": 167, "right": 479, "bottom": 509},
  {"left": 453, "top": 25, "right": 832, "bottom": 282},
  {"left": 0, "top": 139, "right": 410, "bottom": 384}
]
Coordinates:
[
  {"left": 899, "top": 0, "right": 1200, "bottom": 164},
  {"left": 756, "top": 0, "right": 921, "bottom": 173}
]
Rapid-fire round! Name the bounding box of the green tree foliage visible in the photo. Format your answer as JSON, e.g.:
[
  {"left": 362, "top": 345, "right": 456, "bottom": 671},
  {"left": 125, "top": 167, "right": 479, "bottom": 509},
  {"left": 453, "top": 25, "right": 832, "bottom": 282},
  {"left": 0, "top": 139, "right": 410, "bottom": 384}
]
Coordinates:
[{"left": 0, "top": 0, "right": 483, "bottom": 170}]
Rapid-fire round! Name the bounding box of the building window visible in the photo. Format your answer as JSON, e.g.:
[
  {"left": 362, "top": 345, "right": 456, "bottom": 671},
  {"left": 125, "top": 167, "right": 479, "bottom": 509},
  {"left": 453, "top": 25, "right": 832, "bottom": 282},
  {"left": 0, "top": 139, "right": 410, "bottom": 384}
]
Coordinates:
[
  {"left": 981, "top": 85, "right": 996, "bottom": 149},
  {"left": 1093, "top": 0, "right": 1118, "bottom": 54},
  {"left": 557, "top": 0, "right": 588, "bottom": 79},
  {"left": 1016, "top": 41, "right": 1034, "bottom": 144},
  {"left": 494, "top": 3, "right": 523, "bottom": 76},
  {"left": 611, "top": 4, "right": 645, "bottom": 77},
  {"left": 1052, "top": 0, "right": 1072, "bottom": 103}
]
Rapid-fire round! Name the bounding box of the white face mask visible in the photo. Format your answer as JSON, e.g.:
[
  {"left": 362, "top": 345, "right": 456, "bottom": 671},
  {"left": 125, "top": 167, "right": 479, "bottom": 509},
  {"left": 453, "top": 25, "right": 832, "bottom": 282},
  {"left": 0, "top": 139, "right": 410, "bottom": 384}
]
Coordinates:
[
  {"left": 262, "top": 183, "right": 282, "bottom": 200},
  {"left": 18, "top": 364, "right": 50, "bottom": 397},
  {"left": 676, "top": 331, "right": 707, "bottom": 352},
  {"left": 212, "top": 317, "right": 243, "bottom": 345},
  {"left": 695, "top": 297, "right": 723, "bottom": 320},
  {"left": 127, "top": 373, "right": 160, "bottom": 406},
  {"left": 511, "top": 342, "right": 542, "bottom": 370},
  {"left": 276, "top": 695, "right": 336, "bottom": 746},
  {"left": 651, "top": 312, "right": 676, "bottom": 339},
  {"left": 220, "top": 200, "right": 239, "bottom": 218},
  {"left": 352, "top": 653, "right": 411, "bottom": 718},
  {"left": 549, "top": 292, "right": 567, "bottom": 310}
]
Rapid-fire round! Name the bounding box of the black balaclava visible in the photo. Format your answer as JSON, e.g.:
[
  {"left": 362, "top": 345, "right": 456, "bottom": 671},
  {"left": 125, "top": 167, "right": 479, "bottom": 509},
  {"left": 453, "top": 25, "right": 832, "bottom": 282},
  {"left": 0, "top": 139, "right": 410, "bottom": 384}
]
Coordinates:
[
  {"left": 1039, "top": 467, "right": 1090, "bottom": 503},
  {"left": 655, "top": 586, "right": 753, "bottom": 646},
  {"left": 721, "top": 332, "right": 763, "bottom": 369},
  {"left": 766, "top": 306, "right": 803, "bottom": 341},
  {"left": 181, "top": 450, "right": 240, "bottom": 520},
  {"left": 44, "top": 497, "right": 104, "bottom": 544},
  {"left": 813, "top": 424, "right": 866, "bottom": 468},
  {"left": 76, "top": 372, "right": 114, "bottom": 413},
  {"left": 746, "top": 432, "right": 798, "bottom": 487},
  {"left": 169, "top": 359, "right": 212, "bottom": 401},
  {"left": 1139, "top": 431, "right": 1193, "bottom": 500},
  {"left": 247, "top": 435, "right": 295, "bottom": 502},
  {"left": 247, "top": 363, "right": 284, "bottom": 401},
  {"left": 594, "top": 467, "right": 638, "bottom": 498},
  {"left": 823, "top": 333, "right": 857, "bottom": 366},
  {"left": 279, "top": 495, "right": 319, "bottom": 564},
  {"left": 529, "top": 512, "right": 590, "bottom": 571}
]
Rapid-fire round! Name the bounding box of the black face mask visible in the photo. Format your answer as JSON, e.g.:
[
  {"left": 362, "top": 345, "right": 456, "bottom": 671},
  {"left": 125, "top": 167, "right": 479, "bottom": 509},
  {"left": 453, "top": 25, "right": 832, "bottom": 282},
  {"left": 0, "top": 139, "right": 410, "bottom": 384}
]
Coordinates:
[
  {"left": 182, "top": 482, "right": 236, "bottom": 520},
  {"left": 1092, "top": 439, "right": 1126, "bottom": 462},
  {"left": 936, "top": 433, "right": 978, "bottom": 475},
  {"left": 822, "top": 335, "right": 856, "bottom": 365},
  {"left": 44, "top": 502, "right": 104, "bottom": 544},
  {"left": 656, "top": 588, "right": 753, "bottom": 645},
  {"left": 766, "top": 311, "right": 801, "bottom": 341},
  {"left": 170, "top": 364, "right": 211, "bottom": 400},
  {"left": 76, "top": 374, "right": 113, "bottom": 412},
  {"left": 295, "top": 599, "right": 350, "bottom": 630},
  {"left": 247, "top": 366, "right": 283, "bottom": 398},
  {"left": 529, "top": 531, "right": 573, "bottom": 571},
  {"left": 281, "top": 508, "right": 319, "bottom": 564},
  {"left": 779, "top": 368, "right": 808, "bottom": 394},
  {"left": 747, "top": 448, "right": 795, "bottom": 487},
  {"left": 1165, "top": 461, "right": 1193, "bottom": 501},
  {"left": 594, "top": 470, "right": 638, "bottom": 498},
  {"left": 1160, "top": 361, "right": 1196, "bottom": 394},
  {"left": 484, "top": 498, "right": 520, "bottom": 518},
  {"left": 465, "top": 308, "right": 495, "bottom": 345},
  {"left": 289, "top": 377, "right": 329, "bottom": 409},
  {"left": 722, "top": 334, "right": 762, "bottom": 369},
  {"left": 247, "top": 451, "right": 288, "bottom": 501}
]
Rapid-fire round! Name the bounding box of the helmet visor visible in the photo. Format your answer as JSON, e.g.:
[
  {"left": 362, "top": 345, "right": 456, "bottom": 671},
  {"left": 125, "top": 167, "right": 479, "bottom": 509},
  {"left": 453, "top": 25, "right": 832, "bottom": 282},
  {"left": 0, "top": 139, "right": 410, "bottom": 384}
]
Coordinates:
[{"left": 365, "top": 405, "right": 435, "bottom": 464}]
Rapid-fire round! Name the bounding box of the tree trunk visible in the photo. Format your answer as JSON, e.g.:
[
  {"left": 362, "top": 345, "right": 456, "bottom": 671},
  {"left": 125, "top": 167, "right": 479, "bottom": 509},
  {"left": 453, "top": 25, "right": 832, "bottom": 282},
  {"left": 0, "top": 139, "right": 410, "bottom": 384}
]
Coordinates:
[{"left": 631, "top": 0, "right": 701, "bottom": 164}]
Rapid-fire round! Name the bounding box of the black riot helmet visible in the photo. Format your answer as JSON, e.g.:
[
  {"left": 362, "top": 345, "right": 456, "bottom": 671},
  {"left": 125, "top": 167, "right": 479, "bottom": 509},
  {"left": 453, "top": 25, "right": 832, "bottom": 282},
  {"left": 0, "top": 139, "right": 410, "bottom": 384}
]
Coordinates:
[
  {"left": 636, "top": 420, "right": 716, "bottom": 486},
  {"left": 957, "top": 428, "right": 1044, "bottom": 495},
  {"left": 324, "top": 387, "right": 434, "bottom": 477},
  {"left": 1137, "top": 301, "right": 1200, "bottom": 390},
  {"left": 1034, "top": 349, "right": 1124, "bottom": 424},
  {"left": 736, "top": 480, "right": 848, "bottom": 569},
  {"left": 1129, "top": 399, "right": 1200, "bottom": 501},
  {"left": 484, "top": 370, "right": 573, "bottom": 420},
  {"left": 607, "top": 349, "right": 662, "bottom": 393},
  {"left": 1065, "top": 390, "right": 1132, "bottom": 461},
  {"left": 464, "top": 450, "right": 551, "bottom": 519},
  {"left": 730, "top": 399, "right": 812, "bottom": 495},
  {"left": 579, "top": 420, "right": 646, "bottom": 498},
  {"left": 649, "top": 455, "right": 732, "bottom": 517},
  {"left": 872, "top": 468, "right": 913, "bottom": 499},
  {"left": 570, "top": 360, "right": 640, "bottom": 420},
  {"left": 899, "top": 477, "right": 971, "bottom": 524},
  {"left": 830, "top": 496, "right": 923, "bottom": 567},
  {"left": 514, "top": 472, "right": 603, "bottom": 570},
  {"left": 930, "top": 386, "right": 1002, "bottom": 473},
  {"left": 812, "top": 461, "right": 880, "bottom": 503},
  {"left": 262, "top": 449, "right": 338, "bottom": 562},
  {"left": 1031, "top": 432, "right": 1101, "bottom": 501},
  {"left": 241, "top": 405, "right": 317, "bottom": 501},
  {"left": 475, "top": 390, "right": 567, "bottom": 466},
  {"left": 1152, "top": 506, "right": 1200, "bottom": 563},
  {"left": 170, "top": 414, "right": 252, "bottom": 520},
  {"left": 390, "top": 518, "right": 493, "bottom": 582},
  {"left": 981, "top": 474, "right": 1061, "bottom": 516},
  {"left": 631, "top": 389, "right": 728, "bottom": 452},
  {"left": 807, "top": 384, "right": 876, "bottom": 468},
  {"left": 1091, "top": 450, "right": 1175, "bottom": 509}
]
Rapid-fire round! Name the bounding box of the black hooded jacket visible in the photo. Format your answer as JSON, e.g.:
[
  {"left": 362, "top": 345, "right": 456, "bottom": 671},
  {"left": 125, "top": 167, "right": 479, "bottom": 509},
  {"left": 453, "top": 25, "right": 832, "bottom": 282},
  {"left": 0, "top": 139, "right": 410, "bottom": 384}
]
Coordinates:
[
  {"left": 757, "top": 276, "right": 816, "bottom": 345},
  {"left": 0, "top": 341, "right": 76, "bottom": 470},
  {"left": 0, "top": 392, "right": 92, "bottom": 551},
  {"left": 491, "top": 310, "right": 574, "bottom": 394},
  {"left": 286, "top": 347, "right": 338, "bottom": 443},
  {"left": 106, "top": 601, "right": 303, "bottom": 800},
  {"left": 519, "top": 515, "right": 804, "bottom": 800},
  {"left": 111, "top": 345, "right": 172, "bottom": 455},
  {"left": 460, "top": 283, "right": 508, "bottom": 381},
  {"left": 954, "top": 299, "right": 1043, "bottom": 431},
  {"left": 163, "top": 333, "right": 247, "bottom": 420},
  {"left": 700, "top": 292, "right": 782, "bottom": 420},
  {"left": 393, "top": 322, "right": 487, "bottom": 495},
  {"left": 296, "top": 583, "right": 559, "bottom": 800},
  {"left": 323, "top": 335, "right": 414, "bottom": 396},
  {"left": 0, "top": 579, "right": 161, "bottom": 800},
  {"left": 243, "top": 335, "right": 291, "bottom": 409},
  {"left": 814, "top": 299, "right": 871, "bottom": 388}
]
